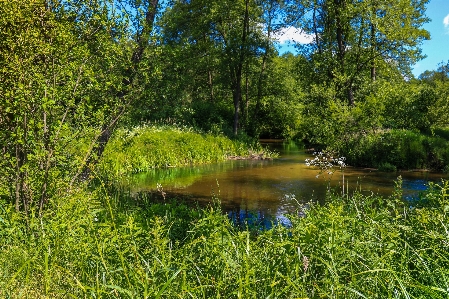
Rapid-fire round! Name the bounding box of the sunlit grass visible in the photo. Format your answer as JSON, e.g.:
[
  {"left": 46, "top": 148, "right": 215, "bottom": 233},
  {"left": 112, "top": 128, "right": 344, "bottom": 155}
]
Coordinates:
[
  {"left": 1, "top": 179, "right": 449, "bottom": 298},
  {"left": 100, "top": 125, "right": 275, "bottom": 177}
]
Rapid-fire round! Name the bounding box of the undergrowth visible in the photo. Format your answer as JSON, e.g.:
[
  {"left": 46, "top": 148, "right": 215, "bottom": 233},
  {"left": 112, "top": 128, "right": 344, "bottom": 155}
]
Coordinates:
[
  {"left": 1, "top": 179, "right": 449, "bottom": 298},
  {"left": 335, "top": 129, "right": 449, "bottom": 170},
  {"left": 100, "top": 125, "right": 275, "bottom": 176}
]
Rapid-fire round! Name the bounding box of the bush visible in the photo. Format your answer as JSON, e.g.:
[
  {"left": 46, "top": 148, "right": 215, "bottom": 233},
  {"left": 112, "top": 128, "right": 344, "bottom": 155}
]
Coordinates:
[
  {"left": 336, "top": 129, "right": 449, "bottom": 170},
  {"left": 443, "top": 165, "right": 449, "bottom": 173},
  {"left": 378, "top": 162, "right": 397, "bottom": 172}
]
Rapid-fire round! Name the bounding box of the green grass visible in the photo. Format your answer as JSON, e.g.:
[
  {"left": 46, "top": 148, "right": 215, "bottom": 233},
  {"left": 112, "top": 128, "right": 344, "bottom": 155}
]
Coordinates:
[
  {"left": 100, "top": 125, "right": 275, "bottom": 177},
  {"left": 335, "top": 129, "right": 449, "bottom": 171},
  {"left": 1, "top": 179, "right": 449, "bottom": 298}
]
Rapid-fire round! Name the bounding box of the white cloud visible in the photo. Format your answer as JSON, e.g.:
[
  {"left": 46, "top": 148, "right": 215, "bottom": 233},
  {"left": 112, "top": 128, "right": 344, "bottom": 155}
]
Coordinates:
[
  {"left": 273, "top": 26, "right": 314, "bottom": 44},
  {"left": 444, "top": 14, "right": 449, "bottom": 30}
]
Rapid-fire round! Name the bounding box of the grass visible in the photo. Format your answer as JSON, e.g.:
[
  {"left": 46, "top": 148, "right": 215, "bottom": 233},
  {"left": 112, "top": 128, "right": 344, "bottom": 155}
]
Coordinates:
[
  {"left": 100, "top": 125, "right": 275, "bottom": 177},
  {"left": 1, "top": 178, "right": 449, "bottom": 298}
]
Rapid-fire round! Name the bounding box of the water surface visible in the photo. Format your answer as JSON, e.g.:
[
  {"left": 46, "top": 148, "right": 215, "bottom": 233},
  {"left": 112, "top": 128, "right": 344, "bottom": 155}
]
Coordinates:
[{"left": 126, "top": 141, "right": 447, "bottom": 223}]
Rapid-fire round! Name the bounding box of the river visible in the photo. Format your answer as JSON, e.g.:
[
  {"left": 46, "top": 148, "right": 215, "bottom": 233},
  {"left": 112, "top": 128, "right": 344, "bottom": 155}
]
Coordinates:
[{"left": 126, "top": 140, "right": 447, "bottom": 226}]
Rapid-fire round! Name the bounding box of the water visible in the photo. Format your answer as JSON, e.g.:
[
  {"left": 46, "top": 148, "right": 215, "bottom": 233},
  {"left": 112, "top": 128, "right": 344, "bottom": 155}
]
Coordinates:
[{"left": 126, "top": 140, "right": 447, "bottom": 224}]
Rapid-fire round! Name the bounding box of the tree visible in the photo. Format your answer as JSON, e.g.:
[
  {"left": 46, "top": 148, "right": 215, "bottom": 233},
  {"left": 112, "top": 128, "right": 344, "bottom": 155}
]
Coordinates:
[
  {"left": 0, "top": 0, "right": 159, "bottom": 214},
  {"left": 419, "top": 61, "right": 449, "bottom": 84},
  {"left": 73, "top": 0, "right": 160, "bottom": 182},
  {"left": 417, "top": 61, "right": 449, "bottom": 129},
  {"left": 255, "top": 54, "right": 305, "bottom": 139},
  {"left": 0, "top": 0, "right": 113, "bottom": 214},
  {"left": 287, "top": 0, "right": 430, "bottom": 105},
  {"left": 161, "top": 0, "right": 270, "bottom": 135}
]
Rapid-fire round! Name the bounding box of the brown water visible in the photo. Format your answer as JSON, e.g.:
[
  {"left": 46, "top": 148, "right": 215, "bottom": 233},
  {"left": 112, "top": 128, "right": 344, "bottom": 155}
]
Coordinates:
[{"left": 127, "top": 141, "right": 447, "bottom": 225}]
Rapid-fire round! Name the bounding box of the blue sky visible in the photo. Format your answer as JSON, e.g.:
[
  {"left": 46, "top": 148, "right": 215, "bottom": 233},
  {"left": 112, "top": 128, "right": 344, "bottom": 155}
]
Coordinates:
[
  {"left": 413, "top": 0, "right": 449, "bottom": 77},
  {"left": 276, "top": 0, "right": 449, "bottom": 78}
]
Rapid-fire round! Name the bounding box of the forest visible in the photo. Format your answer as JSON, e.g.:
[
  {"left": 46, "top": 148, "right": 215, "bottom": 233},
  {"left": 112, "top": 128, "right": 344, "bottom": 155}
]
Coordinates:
[{"left": 1, "top": 0, "right": 449, "bottom": 297}]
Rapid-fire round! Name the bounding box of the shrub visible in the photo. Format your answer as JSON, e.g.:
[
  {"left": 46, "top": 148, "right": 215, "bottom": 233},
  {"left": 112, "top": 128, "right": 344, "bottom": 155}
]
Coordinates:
[
  {"left": 336, "top": 129, "right": 449, "bottom": 170},
  {"left": 378, "top": 162, "right": 397, "bottom": 172},
  {"left": 443, "top": 165, "right": 449, "bottom": 173}
]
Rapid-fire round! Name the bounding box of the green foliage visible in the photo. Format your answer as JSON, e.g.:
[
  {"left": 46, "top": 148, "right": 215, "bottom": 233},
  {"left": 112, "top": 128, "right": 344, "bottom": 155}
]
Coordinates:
[
  {"left": 432, "top": 127, "right": 449, "bottom": 141},
  {"left": 300, "top": 76, "right": 449, "bottom": 171},
  {"left": 2, "top": 177, "right": 449, "bottom": 297},
  {"left": 377, "top": 162, "right": 397, "bottom": 172},
  {"left": 0, "top": 0, "right": 134, "bottom": 213},
  {"left": 300, "top": 82, "right": 384, "bottom": 146},
  {"left": 336, "top": 129, "right": 449, "bottom": 170},
  {"left": 189, "top": 101, "right": 234, "bottom": 136},
  {"left": 288, "top": 0, "right": 430, "bottom": 105},
  {"left": 382, "top": 83, "right": 441, "bottom": 131},
  {"left": 148, "top": 0, "right": 304, "bottom": 138},
  {"left": 160, "top": 0, "right": 273, "bottom": 135},
  {"left": 254, "top": 54, "right": 305, "bottom": 139},
  {"left": 444, "top": 165, "right": 449, "bottom": 174},
  {"left": 100, "top": 125, "right": 268, "bottom": 176},
  {"left": 0, "top": 187, "right": 206, "bottom": 298},
  {"left": 288, "top": 179, "right": 449, "bottom": 298}
]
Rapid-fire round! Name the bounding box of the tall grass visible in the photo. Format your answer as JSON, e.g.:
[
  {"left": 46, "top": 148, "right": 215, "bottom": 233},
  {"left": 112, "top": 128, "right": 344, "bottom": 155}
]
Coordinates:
[
  {"left": 1, "top": 179, "right": 449, "bottom": 298},
  {"left": 100, "top": 125, "right": 273, "bottom": 176}
]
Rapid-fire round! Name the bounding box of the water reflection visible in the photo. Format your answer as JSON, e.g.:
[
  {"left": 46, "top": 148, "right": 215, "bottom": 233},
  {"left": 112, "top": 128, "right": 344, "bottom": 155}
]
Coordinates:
[{"left": 125, "top": 141, "right": 447, "bottom": 224}]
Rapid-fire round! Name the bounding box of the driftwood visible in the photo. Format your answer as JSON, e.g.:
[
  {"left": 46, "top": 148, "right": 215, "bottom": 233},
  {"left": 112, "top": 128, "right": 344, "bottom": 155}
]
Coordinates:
[{"left": 227, "top": 153, "right": 271, "bottom": 160}]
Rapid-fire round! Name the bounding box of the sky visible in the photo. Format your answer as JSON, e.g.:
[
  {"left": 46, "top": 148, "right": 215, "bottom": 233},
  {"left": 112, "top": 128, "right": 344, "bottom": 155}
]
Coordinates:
[
  {"left": 275, "top": 0, "right": 449, "bottom": 78},
  {"left": 413, "top": 0, "right": 449, "bottom": 77}
]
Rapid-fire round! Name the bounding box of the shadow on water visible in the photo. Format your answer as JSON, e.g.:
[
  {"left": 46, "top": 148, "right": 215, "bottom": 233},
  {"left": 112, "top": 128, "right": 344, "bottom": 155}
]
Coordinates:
[{"left": 122, "top": 140, "right": 448, "bottom": 228}]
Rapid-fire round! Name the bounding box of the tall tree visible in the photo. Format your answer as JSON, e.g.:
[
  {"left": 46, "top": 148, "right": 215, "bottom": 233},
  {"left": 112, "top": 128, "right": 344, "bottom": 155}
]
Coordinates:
[
  {"left": 419, "top": 61, "right": 449, "bottom": 83},
  {"left": 0, "top": 0, "right": 160, "bottom": 214},
  {"left": 162, "top": 0, "right": 268, "bottom": 135},
  {"left": 73, "top": 0, "right": 160, "bottom": 182},
  {"left": 0, "top": 0, "right": 122, "bottom": 214},
  {"left": 288, "top": 0, "right": 430, "bottom": 105},
  {"left": 252, "top": 0, "right": 285, "bottom": 136}
]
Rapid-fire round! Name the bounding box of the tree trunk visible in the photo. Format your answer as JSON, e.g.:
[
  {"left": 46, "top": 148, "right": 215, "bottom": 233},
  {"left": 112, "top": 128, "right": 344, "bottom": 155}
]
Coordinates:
[
  {"left": 335, "top": 0, "right": 345, "bottom": 71},
  {"left": 254, "top": 0, "right": 275, "bottom": 136},
  {"left": 75, "top": 0, "right": 159, "bottom": 182},
  {"left": 15, "top": 144, "right": 23, "bottom": 212},
  {"left": 245, "top": 69, "right": 249, "bottom": 127},
  {"left": 370, "top": 23, "right": 376, "bottom": 81},
  {"left": 231, "top": 0, "right": 249, "bottom": 136},
  {"left": 313, "top": 2, "right": 321, "bottom": 55},
  {"left": 15, "top": 111, "right": 30, "bottom": 216},
  {"left": 348, "top": 88, "right": 355, "bottom": 106},
  {"left": 132, "top": 0, "right": 159, "bottom": 65},
  {"left": 334, "top": 0, "right": 354, "bottom": 106},
  {"left": 233, "top": 85, "right": 241, "bottom": 136},
  {"left": 208, "top": 70, "right": 214, "bottom": 101},
  {"left": 39, "top": 110, "right": 50, "bottom": 216}
]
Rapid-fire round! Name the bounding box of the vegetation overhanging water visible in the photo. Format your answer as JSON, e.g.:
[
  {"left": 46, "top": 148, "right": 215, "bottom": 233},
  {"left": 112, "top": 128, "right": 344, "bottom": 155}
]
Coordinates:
[
  {"left": 2, "top": 1, "right": 449, "bottom": 296},
  {"left": 123, "top": 140, "right": 448, "bottom": 227}
]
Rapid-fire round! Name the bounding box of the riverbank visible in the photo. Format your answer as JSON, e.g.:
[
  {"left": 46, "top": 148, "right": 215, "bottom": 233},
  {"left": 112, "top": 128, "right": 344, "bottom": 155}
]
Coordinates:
[
  {"left": 100, "top": 125, "right": 277, "bottom": 176},
  {"left": 328, "top": 128, "right": 449, "bottom": 172},
  {"left": 1, "top": 179, "right": 448, "bottom": 297}
]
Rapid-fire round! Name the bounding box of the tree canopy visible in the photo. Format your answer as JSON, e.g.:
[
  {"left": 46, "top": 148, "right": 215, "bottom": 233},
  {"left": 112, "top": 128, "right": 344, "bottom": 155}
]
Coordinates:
[{"left": 2, "top": 0, "right": 447, "bottom": 214}]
